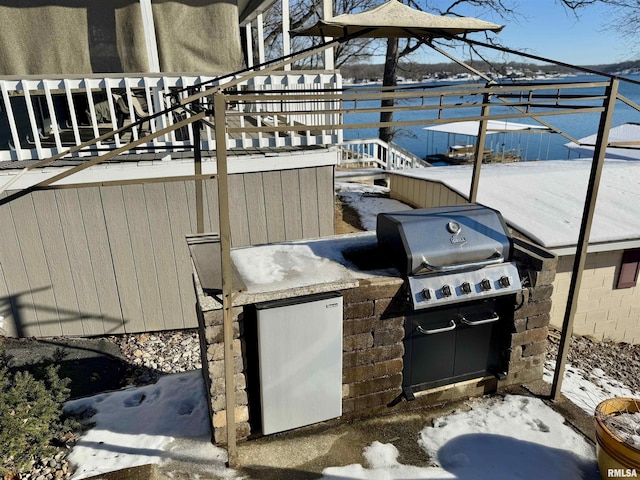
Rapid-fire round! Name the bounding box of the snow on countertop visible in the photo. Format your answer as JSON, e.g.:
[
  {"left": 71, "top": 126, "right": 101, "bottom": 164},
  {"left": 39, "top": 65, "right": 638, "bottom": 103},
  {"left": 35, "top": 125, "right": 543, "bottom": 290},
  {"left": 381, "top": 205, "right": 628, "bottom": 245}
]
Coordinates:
[
  {"left": 231, "top": 232, "right": 398, "bottom": 304},
  {"left": 221, "top": 184, "right": 410, "bottom": 305},
  {"left": 394, "top": 160, "right": 640, "bottom": 249}
]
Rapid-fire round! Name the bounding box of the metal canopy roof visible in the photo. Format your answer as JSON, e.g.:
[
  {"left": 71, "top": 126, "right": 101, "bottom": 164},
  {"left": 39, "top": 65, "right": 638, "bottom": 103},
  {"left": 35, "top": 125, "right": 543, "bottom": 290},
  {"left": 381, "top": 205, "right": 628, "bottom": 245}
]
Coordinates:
[{"left": 293, "top": 0, "right": 503, "bottom": 39}]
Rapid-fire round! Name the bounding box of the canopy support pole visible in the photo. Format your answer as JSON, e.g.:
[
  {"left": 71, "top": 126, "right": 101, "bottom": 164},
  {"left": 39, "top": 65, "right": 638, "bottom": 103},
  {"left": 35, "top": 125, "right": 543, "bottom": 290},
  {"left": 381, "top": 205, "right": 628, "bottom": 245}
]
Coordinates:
[
  {"left": 551, "top": 78, "right": 619, "bottom": 401},
  {"left": 427, "top": 41, "right": 493, "bottom": 84},
  {"left": 470, "top": 92, "right": 490, "bottom": 202},
  {"left": 213, "top": 92, "right": 238, "bottom": 466},
  {"left": 193, "top": 91, "right": 204, "bottom": 234}
]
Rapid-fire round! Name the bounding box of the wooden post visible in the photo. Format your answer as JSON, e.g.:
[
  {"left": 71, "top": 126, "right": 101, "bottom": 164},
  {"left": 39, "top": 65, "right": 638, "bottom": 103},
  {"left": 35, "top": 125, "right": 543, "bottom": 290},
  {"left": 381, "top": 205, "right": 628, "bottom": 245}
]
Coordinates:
[
  {"left": 256, "top": 12, "right": 265, "bottom": 67},
  {"left": 245, "top": 23, "right": 254, "bottom": 68},
  {"left": 551, "top": 78, "right": 619, "bottom": 401},
  {"left": 470, "top": 92, "right": 490, "bottom": 203},
  {"left": 322, "top": 0, "right": 334, "bottom": 70},
  {"left": 138, "top": 0, "right": 161, "bottom": 73},
  {"left": 213, "top": 92, "right": 238, "bottom": 466},
  {"left": 282, "top": 0, "right": 291, "bottom": 71}
]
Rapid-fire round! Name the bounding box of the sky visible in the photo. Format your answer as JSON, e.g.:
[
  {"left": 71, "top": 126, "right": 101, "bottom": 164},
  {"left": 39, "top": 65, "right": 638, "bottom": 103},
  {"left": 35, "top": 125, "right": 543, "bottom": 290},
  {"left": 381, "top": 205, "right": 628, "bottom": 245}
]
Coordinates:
[
  {"left": 415, "top": 0, "right": 631, "bottom": 67},
  {"left": 60, "top": 184, "right": 639, "bottom": 480}
]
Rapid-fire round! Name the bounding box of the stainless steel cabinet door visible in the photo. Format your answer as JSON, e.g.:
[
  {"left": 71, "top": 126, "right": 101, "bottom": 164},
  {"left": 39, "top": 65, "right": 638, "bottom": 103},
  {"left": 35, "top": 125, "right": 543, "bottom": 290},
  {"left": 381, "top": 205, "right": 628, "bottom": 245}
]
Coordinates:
[{"left": 256, "top": 292, "right": 343, "bottom": 435}]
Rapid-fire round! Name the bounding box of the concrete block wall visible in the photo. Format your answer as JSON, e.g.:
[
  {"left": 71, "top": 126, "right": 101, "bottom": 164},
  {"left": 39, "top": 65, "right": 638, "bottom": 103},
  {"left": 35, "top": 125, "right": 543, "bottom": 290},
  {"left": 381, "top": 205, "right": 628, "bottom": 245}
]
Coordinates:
[
  {"left": 197, "top": 305, "right": 251, "bottom": 445},
  {"left": 551, "top": 251, "right": 640, "bottom": 343},
  {"left": 340, "top": 278, "right": 406, "bottom": 417},
  {"left": 508, "top": 239, "right": 558, "bottom": 385}
]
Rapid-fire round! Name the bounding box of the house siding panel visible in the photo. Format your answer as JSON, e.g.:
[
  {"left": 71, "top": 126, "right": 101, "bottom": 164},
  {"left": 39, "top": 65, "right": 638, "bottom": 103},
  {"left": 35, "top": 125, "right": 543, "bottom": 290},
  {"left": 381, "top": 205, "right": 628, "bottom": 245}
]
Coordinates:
[
  {"left": 165, "top": 181, "right": 197, "bottom": 329},
  {"left": 101, "top": 186, "right": 146, "bottom": 333},
  {"left": 317, "top": 166, "right": 335, "bottom": 237},
  {"left": 144, "top": 183, "right": 184, "bottom": 331},
  {"left": 53, "top": 189, "right": 103, "bottom": 336},
  {"left": 281, "top": 169, "right": 304, "bottom": 240},
  {"left": 262, "top": 171, "right": 286, "bottom": 243},
  {"left": 31, "top": 190, "right": 82, "bottom": 335},
  {"left": 244, "top": 173, "right": 268, "bottom": 245},
  {"left": 0, "top": 166, "right": 335, "bottom": 338},
  {"left": 77, "top": 187, "right": 125, "bottom": 335},
  {"left": 300, "top": 168, "right": 320, "bottom": 238},
  {"left": 10, "top": 193, "right": 61, "bottom": 336},
  {"left": 389, "top": 175, "right": 466, "bottom": 209}
]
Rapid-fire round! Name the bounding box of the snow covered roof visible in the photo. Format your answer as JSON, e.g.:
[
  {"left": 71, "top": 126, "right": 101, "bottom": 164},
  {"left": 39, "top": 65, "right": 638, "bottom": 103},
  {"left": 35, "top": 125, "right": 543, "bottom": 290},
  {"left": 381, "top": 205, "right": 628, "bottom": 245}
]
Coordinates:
[
  {"left": 424, "top": 120, "right": 550, "bottom": 136},
  {"left": 393, "top": 160, "right": 640, "bottom": 251},
  {"left": 565, "top": 123, "right": 640, "bottom": 161}
]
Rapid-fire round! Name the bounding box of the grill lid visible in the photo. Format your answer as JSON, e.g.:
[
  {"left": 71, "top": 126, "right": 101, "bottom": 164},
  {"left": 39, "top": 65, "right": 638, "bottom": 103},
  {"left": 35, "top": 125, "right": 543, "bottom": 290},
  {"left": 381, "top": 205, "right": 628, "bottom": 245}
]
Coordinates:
[{"left": 376, "top": 203, "right": 513, "bottom": 276}]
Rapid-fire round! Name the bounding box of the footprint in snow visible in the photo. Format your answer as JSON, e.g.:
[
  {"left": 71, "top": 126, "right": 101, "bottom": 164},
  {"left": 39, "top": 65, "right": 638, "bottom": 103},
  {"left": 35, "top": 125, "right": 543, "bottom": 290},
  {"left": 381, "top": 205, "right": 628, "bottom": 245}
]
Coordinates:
[
  {"left": 123, "top": 393, "right": 146, "bottom": 407},
  {"left": 528, "top": 418, "right": 550, "bottom": 433},
  {"left": 177, "top": 400, "right": 195, "bottom": 416}
]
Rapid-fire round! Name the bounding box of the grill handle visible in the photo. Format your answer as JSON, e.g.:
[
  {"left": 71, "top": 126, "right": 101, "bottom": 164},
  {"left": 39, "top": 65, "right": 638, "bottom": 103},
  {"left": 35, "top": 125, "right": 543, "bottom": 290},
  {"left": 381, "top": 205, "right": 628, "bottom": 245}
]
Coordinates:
[
  {"left": 458, "top": 313, "right": 500, "bottom": 326},
  {"left": 416, "top": 320, "right": 456, "bottom": 335},
  {"left": 416, "top": 252, "right": 503, "bottom": 274}
]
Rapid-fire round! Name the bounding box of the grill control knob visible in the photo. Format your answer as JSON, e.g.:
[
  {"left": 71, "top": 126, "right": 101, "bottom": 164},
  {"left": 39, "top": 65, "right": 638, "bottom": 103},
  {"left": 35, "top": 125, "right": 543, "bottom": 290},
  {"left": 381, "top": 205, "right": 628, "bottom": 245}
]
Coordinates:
[
  {"left": 441, "top": 285, "right": 452, "bottom": 297},
  {"left": 499, "top": 276, "right": 511, "bottom": 288},
  {"left": 461, "top": 282, "right": 472, "bottom": 294},
  {"left": 480, "top": 279, "right": 492, "bottom": 291},
  {"left": 422, "top": 288, "right": 432, "bottom": 300}
]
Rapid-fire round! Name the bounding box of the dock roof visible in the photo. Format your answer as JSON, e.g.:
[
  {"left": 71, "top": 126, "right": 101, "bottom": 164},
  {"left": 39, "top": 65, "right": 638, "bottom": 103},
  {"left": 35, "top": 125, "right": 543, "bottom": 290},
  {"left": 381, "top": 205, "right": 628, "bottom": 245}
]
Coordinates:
[
  {"left": 565, "top": 123, "right": 640, "bottom": 161},
  {"left": 393, "top": 159, "right": 640, "bottom": 253}
]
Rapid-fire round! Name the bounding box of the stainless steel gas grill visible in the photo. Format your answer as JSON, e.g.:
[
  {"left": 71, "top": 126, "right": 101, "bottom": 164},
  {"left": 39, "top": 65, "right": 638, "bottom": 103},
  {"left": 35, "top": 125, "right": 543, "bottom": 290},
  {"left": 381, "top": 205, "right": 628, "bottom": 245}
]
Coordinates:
[{"left": 376, "top": 203, "right": 523, "bottom": 399}]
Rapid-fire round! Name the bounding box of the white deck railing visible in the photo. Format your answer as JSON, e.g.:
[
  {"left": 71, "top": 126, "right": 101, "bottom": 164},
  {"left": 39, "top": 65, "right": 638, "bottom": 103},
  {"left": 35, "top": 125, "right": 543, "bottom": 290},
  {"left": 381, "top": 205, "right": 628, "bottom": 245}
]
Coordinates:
[
  {"left": 0, "top": 71, "right": 341, "bottom": 161},
  {"left": 338, "top": 138, "right": 430, "bottom": 170}
]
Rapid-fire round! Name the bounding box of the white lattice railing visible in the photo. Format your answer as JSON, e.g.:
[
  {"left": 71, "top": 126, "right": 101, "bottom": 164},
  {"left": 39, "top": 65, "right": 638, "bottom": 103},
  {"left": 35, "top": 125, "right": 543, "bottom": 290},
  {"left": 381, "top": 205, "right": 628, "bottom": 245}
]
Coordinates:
[{"left": 0, "top": 71, "right": 341, "bottom": 161}]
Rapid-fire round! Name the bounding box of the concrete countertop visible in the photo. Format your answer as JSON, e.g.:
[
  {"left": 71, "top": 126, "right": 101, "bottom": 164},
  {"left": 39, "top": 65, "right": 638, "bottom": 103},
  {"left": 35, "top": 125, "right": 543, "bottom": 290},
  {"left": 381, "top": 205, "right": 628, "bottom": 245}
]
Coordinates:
[{"left": 193, "top": 232, "right": 402, "bottom": 309}]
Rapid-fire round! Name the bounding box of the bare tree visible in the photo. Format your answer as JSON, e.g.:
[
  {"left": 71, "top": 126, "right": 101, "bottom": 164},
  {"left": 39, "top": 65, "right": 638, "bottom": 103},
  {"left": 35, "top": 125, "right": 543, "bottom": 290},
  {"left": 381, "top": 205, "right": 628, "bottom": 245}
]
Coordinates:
[
  {"left": 259, "top": 0, "right": 629, "bottom": 141},
  {"left": 261, "top": 0, "right": 383, "bottom": 68},
  {"left": 378, "top": 0, "right": 612, "bottom": 143},
  {"left": 599, "top": 0, "right": 640, "bottom": 53}
]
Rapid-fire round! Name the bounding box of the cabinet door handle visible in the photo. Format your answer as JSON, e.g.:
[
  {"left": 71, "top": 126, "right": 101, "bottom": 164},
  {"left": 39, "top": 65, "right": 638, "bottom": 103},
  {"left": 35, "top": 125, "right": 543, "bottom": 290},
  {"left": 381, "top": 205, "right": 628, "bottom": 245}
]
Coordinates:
[
  {"left": 458, "top": 313, "right": 500, "bottom": 326},
  {"left": 416, "top": 320, "right": 456, "bottom": 335}
]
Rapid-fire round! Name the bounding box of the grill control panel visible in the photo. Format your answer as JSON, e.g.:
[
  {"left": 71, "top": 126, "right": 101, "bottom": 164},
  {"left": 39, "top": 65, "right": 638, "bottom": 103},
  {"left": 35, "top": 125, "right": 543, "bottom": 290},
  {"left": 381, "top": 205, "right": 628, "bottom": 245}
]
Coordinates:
[{"left": 408, "top": 263, "right": 522, "bottom": 310}]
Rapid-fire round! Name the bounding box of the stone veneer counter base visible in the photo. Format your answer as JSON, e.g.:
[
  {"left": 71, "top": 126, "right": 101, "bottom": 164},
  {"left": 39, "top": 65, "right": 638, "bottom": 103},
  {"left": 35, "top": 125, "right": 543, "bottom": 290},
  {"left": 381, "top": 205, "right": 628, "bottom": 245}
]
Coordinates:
[{"left": 190, "top": 233, "right": 557, "bottom": 444}]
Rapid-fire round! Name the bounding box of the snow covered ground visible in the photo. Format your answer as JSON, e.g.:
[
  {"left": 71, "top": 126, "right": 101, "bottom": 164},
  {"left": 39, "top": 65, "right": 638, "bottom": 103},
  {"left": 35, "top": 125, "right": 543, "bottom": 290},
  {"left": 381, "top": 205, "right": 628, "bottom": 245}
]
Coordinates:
[
  {"left": 336, "top": 182, "right": 411, "bottom": 231},
  {"left": 63, "top": 371, "right": 604, "bottom": 480},
  {"left": 544, "top": 360, "right": 640, "bottom": 415},
  {"left": 59, "top": 183, "right": 634, "bottom": 479},
  {"left": 324, "top": 395, "right": 598, "bottom": 480}
]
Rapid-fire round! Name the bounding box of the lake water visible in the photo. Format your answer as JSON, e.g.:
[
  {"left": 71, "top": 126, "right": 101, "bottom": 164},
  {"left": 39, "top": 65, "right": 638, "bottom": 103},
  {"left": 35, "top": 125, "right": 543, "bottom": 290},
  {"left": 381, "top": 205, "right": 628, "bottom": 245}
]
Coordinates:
[{"left": 342, "top": 74, "right": 640, "bottom": 162}]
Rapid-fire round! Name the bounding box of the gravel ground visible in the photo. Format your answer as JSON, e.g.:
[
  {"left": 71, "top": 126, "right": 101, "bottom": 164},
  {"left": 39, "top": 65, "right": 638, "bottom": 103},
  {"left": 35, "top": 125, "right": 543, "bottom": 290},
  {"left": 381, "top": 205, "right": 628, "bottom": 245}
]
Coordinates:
[
  {"left": 107, "top": 329, "right": 202, "bottom": 385},
  {"left": 1, "top": 330, "right": 203, "bottom": 480},
  {"left": 546, "top": 327, "right": 640, "bottom": 395}
]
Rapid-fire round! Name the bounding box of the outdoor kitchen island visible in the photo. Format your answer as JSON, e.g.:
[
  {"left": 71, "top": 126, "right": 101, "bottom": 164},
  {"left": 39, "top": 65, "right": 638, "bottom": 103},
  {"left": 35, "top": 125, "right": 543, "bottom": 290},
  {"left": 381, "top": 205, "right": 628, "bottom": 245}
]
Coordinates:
[{"left": 189, "top": 228, "right": 557, "bottom": 445}]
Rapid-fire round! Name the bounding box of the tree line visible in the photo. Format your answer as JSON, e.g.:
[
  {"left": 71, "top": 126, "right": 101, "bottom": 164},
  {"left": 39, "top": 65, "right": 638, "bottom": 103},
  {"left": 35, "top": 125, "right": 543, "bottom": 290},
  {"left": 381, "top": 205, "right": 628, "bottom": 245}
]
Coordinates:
[{"left": 339, "top": 59, "right": 640, "bottom": 82}]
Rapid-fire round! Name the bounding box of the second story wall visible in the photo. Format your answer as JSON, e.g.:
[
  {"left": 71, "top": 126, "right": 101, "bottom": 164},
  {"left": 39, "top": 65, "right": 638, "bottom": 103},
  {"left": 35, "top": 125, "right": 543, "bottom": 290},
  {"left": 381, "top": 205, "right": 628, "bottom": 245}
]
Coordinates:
[{"left": 0, "top": 0, "right": 243, "bottom": 76}]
